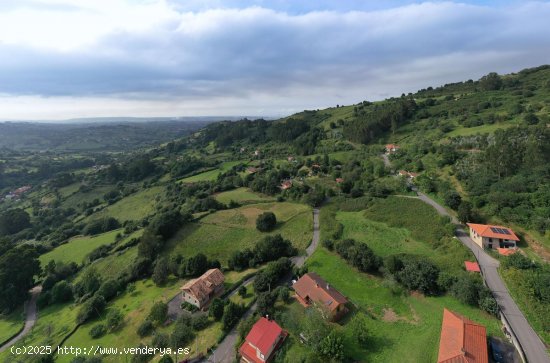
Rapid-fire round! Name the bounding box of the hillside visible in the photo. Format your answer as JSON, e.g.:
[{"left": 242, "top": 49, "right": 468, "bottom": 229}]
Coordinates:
[{"left": 0, "top": 65, "right": 548, "bottom": 362}]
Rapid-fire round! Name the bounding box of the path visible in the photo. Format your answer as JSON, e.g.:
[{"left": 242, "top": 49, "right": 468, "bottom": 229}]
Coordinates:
[
  {"left": 0, "top": 286, "right": 42, "bottom": 353},
  {"left": 413, "top": 186, "right": 549, "bottom": 362},
  {"left": 204, "top": 208, "right": 320, "bottom": 363}
]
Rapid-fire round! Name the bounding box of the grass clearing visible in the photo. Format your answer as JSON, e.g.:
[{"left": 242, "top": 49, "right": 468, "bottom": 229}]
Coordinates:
[
  {"left": 214, "top": 188, "right": 275, "bottom": 205},
  {"left": 165, "top": 202, "right": 312, "bottom": 265},
  {"left": 0, "top": 308, "right": 24, "bottom": 344},
  {"left": 39, "top": 229, "right": 123, "bottom": 266},
  {"left": 179, "top": 161, "right": 244, "bottom": 183},
  {"left": 89, "top": 186, "right": 164, "bottom": 222}
]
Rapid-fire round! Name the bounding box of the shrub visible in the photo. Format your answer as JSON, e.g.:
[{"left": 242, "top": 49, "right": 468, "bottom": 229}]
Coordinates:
[
  {"left": 137, "top": 320, "right": 154, "bottom": 337},
  {"left": 322, "top": 239, "right": 334, "bottom": 251},
  {"left": 256, "top": 212, "right": 277, "bottom": 232},
  {"left": 152, "top": 332, "right": 169, "bottom": 348},
  {"left": 503, "top": 253, "right": 533, "bottom": 270},
  {"left": 238, "top": 285, "right": 247, "bottom": 297},
  {"left": 77, "top": 295, "right": 106, "bottom": 324},
  {"left": 222, "top": 302, "right": 245, "bottom": 332},
  {"left": 148, "top": 301, "right": 168, "bottom": 324},
  {"left": 191, "top": 314, "right": 209, "bottom": 331},
  {"left": 209, "top": 298, "right": 224, "bottom": 321},
  {"left": 89, "top": 324, "right": 106, "bottom": 339},
  {"left": 96, "top": 279, "right": 120, "bottom": 301},
  {"left": 106, "top": 308, "right": 124, "bottom": 331},
  {"left": 51, "top": 281, "right": 73, "bottom": 304}
]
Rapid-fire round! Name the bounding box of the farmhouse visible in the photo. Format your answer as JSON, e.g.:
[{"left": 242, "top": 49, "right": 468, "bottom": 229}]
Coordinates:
[
  {"left": 437, "top": 308, "right": 488, "bottom": 363},
  {"left": 239, "top": 317, "right": 287, "bottom": 363},
  {"left": 467, "top": 223, "right": 519, "bottom": 250},
  {"left": 293, "top": 272, "right": 348, "bottom": 321},
  {"left": 385, "top": 144, "right": 400, "bottom": 153},
  {"left": 180, "top": 268, "right": 224, "bottom": 310}
]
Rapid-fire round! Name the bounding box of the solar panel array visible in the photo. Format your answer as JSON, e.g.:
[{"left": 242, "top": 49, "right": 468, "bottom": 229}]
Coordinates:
[{"left": 490, "top": 227, "right": 511, "bottom": 235}]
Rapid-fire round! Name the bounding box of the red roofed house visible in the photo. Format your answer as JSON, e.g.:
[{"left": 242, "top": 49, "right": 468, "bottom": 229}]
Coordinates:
[
  {"left": 180, "top": 268, "right": 224, "bottom": 310},
  {"left": 239, "top": 317, "right": 288, "bottom": 363},
  {"left": 467, "top": 223, "right": 519, "bottom": 250},
  {"left": 385, "top": 144, "right": 400, "bottom": 153},
  {"left": 293, "top": 272, "right": 348, "bottom": 321},
  {"left": 437, "top": 308, "right": 488, "bottom": 363},
  {"left": 280, "top": 180, "right": 292, "bottom": 190},
  {"left": 335, "top": 178, "right": 344, "bottom": 183},
  {"left": 464, "top": 261, "right": 480, "bottom": 273}
]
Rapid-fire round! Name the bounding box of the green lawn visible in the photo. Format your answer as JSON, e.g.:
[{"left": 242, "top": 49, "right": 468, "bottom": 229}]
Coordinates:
[
  {"left": 88, "top": 186, "right": 164, "bottom": 222},
  {"left": 39, "top": 229, "right": 124, "bottom": 266},
  {"left": 446, "top": 121, "right": 517, "bottom": 137},
  {"left": 0, "top": 308, "right": 24, "bottom": 344},
  {"left": 301, "top": 248, "right": 503, "bottom": 363},
  {"left": 214, "top": 188, "right": 275, "bottom": 205},
  {"left": 165, "top": 202, "right": 312, "bottom": 265},
  {"left": 179, "top": 161, "right": 244, "bottom": 183}
]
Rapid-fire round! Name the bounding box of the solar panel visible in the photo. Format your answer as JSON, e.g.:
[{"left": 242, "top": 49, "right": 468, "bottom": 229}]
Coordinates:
[
  {"left": 501, "top": 229, "right": 511, "bottom": 235},
  {"left": 490, "top": 227, "right": 500, "bottom": 233},
  {"left": 490, "top": 227, "right": 511, "bottom": 235}
]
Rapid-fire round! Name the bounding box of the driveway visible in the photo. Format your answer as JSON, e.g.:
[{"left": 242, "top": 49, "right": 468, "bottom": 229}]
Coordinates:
[
  {"left": 413, "top": 188, "right": 549, "bottom": 363},
  {"left": 204, "top": 208, "right": 320, "bottom": 363},
  {"left": 0, "top": 286, "right": 42, "bottom": 353}
]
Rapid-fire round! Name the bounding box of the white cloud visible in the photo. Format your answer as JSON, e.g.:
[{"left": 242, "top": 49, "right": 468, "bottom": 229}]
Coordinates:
[{"left": 0, "top": 1, "right": 549, "bottom": 119}]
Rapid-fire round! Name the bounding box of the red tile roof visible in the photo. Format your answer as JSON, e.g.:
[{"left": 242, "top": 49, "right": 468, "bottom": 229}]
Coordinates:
[
  {"left": 467, "top": 223, "right": 519, "bottom": 241},
  {"left": 438, "top": 309, "right": 488, "bottom": 363},
  {"left": 293, "top": 273, "right": 348, "bottom": 312},
  {"left": 242, "top": 318, "right": 285, "bottom": 358},
  {"left": 180, "top": 268, "right": 224, "bottom": 302},
  {"left": 464, "top": 261, "right": 480, "bottom": 272}
]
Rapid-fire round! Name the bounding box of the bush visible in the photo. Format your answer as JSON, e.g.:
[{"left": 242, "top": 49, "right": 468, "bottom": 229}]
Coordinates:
[
  {"left": 209, "top": 298, "right": 225, "bottom": 321},
  {"left": 335, "top": 239, "right": 382, "bottom": 273},
  {"left": 322, "top": 239, "right": 334, "bottom": 251},
  {"left": 152, "top": 332, "right": 169, "bottom": 348},
  {"left": 77, "top": 295, "right": 106, "bottom": 324},
  {"left": 388, "top": 255, "right": 440, "bottom": 295},
  {"left": 256, "top": 212, "right": 277, "bottom": 232},
  {"left": 137, "top": 320, "right": 154, "bottom": 337},
  {"left": 191, "top": 314, "right": 209, "bottom": 331},
  {"left": 222, "top": 302, "right": 245, "bottom": 332},
  {"left": 238, "top": 285, "right": 247, "bottom": 297},
  {"left": 51, "top": 281, "right": 73, "bottom": 304},
  {"left": 106, "top": 308, "right": 124, "bottom": 331},
  {"left": 96, "top": 279, "right": 120, "bottom": 301},
  {"left": 503, "top": 253, "right": 533, "bottom": 270},
  {"left": 89, "top": 324, "right": 107, "bottom": 339},
  {"left": 148, "top": 301, "right": 168, "bottom": 324}
]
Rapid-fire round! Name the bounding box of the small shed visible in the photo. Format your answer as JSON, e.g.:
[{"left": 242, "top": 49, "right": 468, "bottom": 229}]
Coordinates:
[{"left": 464, "top": 261, "right": 480, "bottom": 272}]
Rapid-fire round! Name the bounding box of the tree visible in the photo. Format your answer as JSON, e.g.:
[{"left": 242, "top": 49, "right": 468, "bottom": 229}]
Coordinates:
[
  {"left": 394, "top": 256, "right": 440, "bottom": 295},
  {"left": 89, "top": 324, "right": 106, "bottom": 339},
  {"left": 0, "top": 208, "right": 31, "bottom": 236},
  {"left": 77, "top": 295, "right": 106, "bottom": 324},
  {"left": 186, "top": 253, "right": 208, "bottom": 276},
  {"left": 238, "top": 285, "right": 247, "bottom": 298},
  {"left": 81, "top": 267, "right": 102, "bottom": 296},
  {"left": 350, "top": 314, "right": 369, "bottom": 345},
  {"left": 256, "top": 212, "right": 277, "bottom": 232},
  {"left": 51, "top": 281, "right": 73, "bottom": 304},
  {"left": 138, "top": 230, "right": 163, "bottom": 259},
  {"left": 457, "top": 201, "right": 474, "bottom": 224},
  {"left": 152, "top": 257, "right": 169, "bottom": 286},
  {"left": 148, "top": 301, "right": 168, "bottom": 324},
  {"left": 444, "top": 191, "right": 462, "bottom": 210},
  {"left": 479, "top": 72, "right": 502, "bottom": 91},
  {"left": 222, "top": 302, "right": 244, "bottom": 332},
  {"left": 503, "top": 253, "right": 533, "bottom": 270},
  {"left": 0, "top": 245, "right": 41, "bottom": 312},
  {"left": 171, "top": 318, "right": 194, "bottom": 348},
  {"left": 318, "top": 330, "right": 345, "bottom": 362},
  {"left": 253, "top": 234, "right": 296, "bottom": 263},
  {"left": 256, "top": 291, "right": 277, "bottom": 317},
  {"left": 158, "top": 356, "right": 174, "bottom": 363},
  {"left": 152, "top": 332, "right": 170, "bottom": 348},
  {"left": 97, "top": 279, "right": 121, "bottom": 301},
  {"left": 209, "top": 298, "right": 224, "bottom": 321},
  {"left": 137, "top": 320, "right": 154, "bottom": 337},
  {"left": 106, "top": 308, "right": 124, "bottom": 331}
]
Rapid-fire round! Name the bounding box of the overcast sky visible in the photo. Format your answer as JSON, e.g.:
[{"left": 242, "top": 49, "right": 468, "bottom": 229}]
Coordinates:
[{"left": 0, "top": 0, "right": 549, "bottom": 120}]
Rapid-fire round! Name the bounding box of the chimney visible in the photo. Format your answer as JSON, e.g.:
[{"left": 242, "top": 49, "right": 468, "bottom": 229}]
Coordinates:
[
  {"left": 266, "top": 314, "right": 269, "bottom": 321},
  {"left": 326, "top": 283, "right": 330, "bottom": 290}
]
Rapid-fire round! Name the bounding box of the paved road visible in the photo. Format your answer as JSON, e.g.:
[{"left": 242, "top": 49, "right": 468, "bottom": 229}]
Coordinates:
[
  {"left": 205, "top": 208, "right": 320, "bottom": 363},
  {"left": 0, "top": 286, "right": 42, "bottom": 353},
  {"left": 414, "top": 187, "right": 549, "bottom": 363}
]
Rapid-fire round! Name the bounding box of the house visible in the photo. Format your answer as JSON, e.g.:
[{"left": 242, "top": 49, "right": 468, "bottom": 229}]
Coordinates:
[
  {"left": 239, "top": 317, "right": 288, "bottom": 363},
  {"left": 287, "top": 156, "right": 294, "bottom": 162},
  {"left": 464, "top": 261, "right": 480, "bottom": 273},
  {"left": 335, "top": 178, "right": 344, "bottom": 183},
  {"left": 292, "top": 272, "right": 348, "bottom": 321},
  {"left": 398, "top": 170, "right": 418, "bottom": 178},
  {"left": 437, "top": 308, "right": 488, "bottom": 363},
  {"left": 385, "top": 144, "right": 400, "bottom": 153},
  {"left": 254, "top": 149, "right": 261, "bottom": 156},
  {"left": 466, "top": 223, "right": 519, "bottom": 250},
  {"left": 247, "top": 167, "right": 260, "bottom": 174},
  {"left": 180, "top": 268, "right": 225, "bottom": 310},
  {"left": 280, "top": 180, "right": 292, "bottom": 190}
]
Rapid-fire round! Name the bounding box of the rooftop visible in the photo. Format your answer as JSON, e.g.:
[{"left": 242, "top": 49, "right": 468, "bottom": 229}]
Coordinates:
[
  {"left": 437, "top": 309, "right": 488, "bottom": 363},
  {"left": 467, "top": 223, "right": 519, "bottom": 241}
]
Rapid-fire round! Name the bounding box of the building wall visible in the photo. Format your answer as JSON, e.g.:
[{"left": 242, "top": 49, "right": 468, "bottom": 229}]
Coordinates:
[
  {"left": 182, "top": 291, "right": 202, "bottom": 308},
  {"left": 469, "top": 229, "right": 484, "bottom": 248}
]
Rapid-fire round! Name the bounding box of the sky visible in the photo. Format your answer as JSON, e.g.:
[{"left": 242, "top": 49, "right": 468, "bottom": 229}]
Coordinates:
[{"left": 0, "top": 0, "right": 549, "bottom": 120}]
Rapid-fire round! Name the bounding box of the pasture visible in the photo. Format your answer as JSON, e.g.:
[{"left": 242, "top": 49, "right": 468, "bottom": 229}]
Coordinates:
[
  {"left": 0, "top": 308, "right": 24, "bottom": 345},
  {"left": 214, "top": 187, "right": 275, "bottom": 205},
  {"left": 165, "top": 202, "right": 312, "bottom": 265},
  {"left": 88, "top": 186, "right": 164, "bottom": 222},
  {"left": 179, "top": 160, "right": 244, "bottom": 183}
]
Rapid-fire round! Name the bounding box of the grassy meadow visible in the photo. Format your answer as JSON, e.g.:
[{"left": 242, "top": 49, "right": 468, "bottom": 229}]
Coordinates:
[
  {"left": 214, "top": 187, "right": 275, "bottom": 205},
  {"left": 179, "top": 161, "right": 244, "bottom": 183},
  {"left": 165, "top": 202, "right": 312, "bottom": 264},
  {"left": 88, "top": 186, "right": 164, "bottom": 222},
  {"left": 0, "top": 308, "right": 24, "bottom": 345}
]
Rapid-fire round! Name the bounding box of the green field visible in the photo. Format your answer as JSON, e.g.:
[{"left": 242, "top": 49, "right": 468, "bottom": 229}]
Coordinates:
[
  {"left": 179, "top": 161, "right": 244, "bottom": 183},
  {"left": 57, "top": 278, "right": 184, "bottom": 363},
  {"left": 39, "top": 229, "right": 123, "bottom": 266},
  {"left": 0, "top": 309, "right": 24, "bottom": 344},
  {"left": 214, "top": 187, "right": 275, "bottom": 205},
  {"left": 63, "top": 185, "right": 114, "bottom": 209},
  {"left": 301, "top": 248, "right": 503, "bottom": 362},
  {"left": 88, "top": 186, "right": 164, "bottom": 222},
  {"left": 165, "top": 202, "right": 312, "bottom": 264}
]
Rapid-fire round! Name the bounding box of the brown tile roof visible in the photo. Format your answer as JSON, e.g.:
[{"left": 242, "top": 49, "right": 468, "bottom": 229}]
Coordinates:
[
  {"left": 181, "top": 268, "right": 224, "bottom": 302},
  {"left": 437, "top": 309, "right": 488, "bottom": 363},
  {"left": 293, "top": 272, "right": 347, "bottom": 312}
]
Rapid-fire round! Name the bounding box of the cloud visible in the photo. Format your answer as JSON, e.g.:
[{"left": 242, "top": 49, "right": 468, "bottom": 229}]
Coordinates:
[{"left": 0, "top": 1, "right": 550, "bottom": 119}]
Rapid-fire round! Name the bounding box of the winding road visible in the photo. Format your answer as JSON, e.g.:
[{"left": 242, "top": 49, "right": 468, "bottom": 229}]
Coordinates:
[
  {"left": 204, "top": 208, "right": 320, "bottom": 363},
  {"left": 0, "top": 285, "right": 42, "bottom": 353}
]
